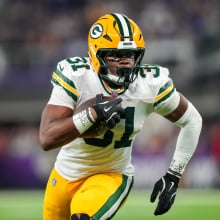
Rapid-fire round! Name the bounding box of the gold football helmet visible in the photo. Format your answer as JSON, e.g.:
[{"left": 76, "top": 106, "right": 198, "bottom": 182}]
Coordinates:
[{"left": 88, "top": 13, "right": 145, "bottom": 89}]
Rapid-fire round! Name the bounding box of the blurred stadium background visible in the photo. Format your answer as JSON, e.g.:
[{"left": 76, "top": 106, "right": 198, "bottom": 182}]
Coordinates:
[{"left": 0, "top": 0, "right": 220, "bottom": 219}]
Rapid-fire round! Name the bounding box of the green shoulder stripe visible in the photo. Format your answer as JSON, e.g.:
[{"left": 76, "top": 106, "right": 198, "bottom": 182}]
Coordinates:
[
  {"left": 153, "top": 81, "right": 175, "bottom": 107},
  {"left": 51, "top": 69, "right": 78, "bottom": 102}
]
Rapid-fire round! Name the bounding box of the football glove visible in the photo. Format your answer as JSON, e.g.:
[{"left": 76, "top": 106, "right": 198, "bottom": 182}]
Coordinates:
[
  {"left": 150, "top": 172, "right": 180, "bottom": 216},
  {"left": 93, "top": 94, "right": 124, "bottom": 129}
]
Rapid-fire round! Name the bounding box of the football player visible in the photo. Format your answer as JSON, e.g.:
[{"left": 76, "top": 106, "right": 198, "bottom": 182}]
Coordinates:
[{"left": 39, "top": 13, "right": 202, "bottom": 220}]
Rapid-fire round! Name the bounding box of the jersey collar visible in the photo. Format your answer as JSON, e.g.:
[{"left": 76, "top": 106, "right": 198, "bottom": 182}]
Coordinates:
[{"left": 99, "top": 77, "right": 126, "bottom": 96}]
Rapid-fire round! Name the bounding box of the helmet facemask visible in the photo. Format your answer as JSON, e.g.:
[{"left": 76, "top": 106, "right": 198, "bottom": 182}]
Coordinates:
[{"left": 97, "top": 48, "right": 145, "bottom": 89}]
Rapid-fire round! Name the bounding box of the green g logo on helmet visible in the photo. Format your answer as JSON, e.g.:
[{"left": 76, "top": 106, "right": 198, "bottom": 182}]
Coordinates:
[{"left": 90, "top": 24, "right": 103, "bottom": 39}]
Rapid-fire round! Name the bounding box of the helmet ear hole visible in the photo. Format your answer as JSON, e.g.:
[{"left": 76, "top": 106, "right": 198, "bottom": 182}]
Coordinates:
[{"left": 138, "top": 34, "right": 143, "bottom": 41}]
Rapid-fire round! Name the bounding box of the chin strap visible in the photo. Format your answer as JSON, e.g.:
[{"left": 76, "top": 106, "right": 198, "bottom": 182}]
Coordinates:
[{"left": 117, "top": 67, "right": 131, "bottom": 89}]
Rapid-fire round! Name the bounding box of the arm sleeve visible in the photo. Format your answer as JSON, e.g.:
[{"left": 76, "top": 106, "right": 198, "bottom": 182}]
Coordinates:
[{"left": 168, "top": 101, "right": 202, "bottom": 177}]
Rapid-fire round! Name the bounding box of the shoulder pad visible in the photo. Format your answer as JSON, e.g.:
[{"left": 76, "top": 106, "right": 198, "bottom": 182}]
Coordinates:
[{"left": 140, "top": 64, "right": 175, "bottom": 103}]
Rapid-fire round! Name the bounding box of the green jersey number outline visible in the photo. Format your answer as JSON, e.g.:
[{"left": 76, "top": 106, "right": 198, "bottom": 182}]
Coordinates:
[
  {"left": 66, "top": 57, "right": 90, "bottom": 71},
  {"left": 84, "top": 107, "right": 135, "bottom": 148},
  {"left": 140, "top": 64, "right": 160, "bottom": 78}
]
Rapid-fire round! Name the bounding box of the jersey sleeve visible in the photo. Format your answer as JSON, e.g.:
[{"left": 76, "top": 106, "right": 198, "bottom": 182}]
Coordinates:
[
  {"left": 48, "top": 85, "right": 75, "bottom": 109},
  {"left": 51, "top": 59, "right": 79, "bottom": 104},
  {"left": 49, "top": 57, "right": 91, "bottom": 108}
]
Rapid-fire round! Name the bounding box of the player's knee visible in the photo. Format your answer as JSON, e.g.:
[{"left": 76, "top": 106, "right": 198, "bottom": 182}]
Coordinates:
[{"left": 71, "top": 213, "right": 91, "bottom": 220}]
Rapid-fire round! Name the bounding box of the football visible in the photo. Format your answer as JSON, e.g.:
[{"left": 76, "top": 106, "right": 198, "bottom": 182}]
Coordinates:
[{"left": 74, "top": 96, "right": 115, "bottom": 138}]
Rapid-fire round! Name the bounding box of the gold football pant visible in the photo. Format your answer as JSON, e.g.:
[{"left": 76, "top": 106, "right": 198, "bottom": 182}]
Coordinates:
[{"left": 43, "top": 168, "right": 134, "bottom": 220}]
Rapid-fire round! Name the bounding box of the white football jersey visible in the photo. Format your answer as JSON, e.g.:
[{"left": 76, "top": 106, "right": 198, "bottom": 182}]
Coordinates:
[{"left": 48, "top": 56, "right": 180, "bottom": 181}]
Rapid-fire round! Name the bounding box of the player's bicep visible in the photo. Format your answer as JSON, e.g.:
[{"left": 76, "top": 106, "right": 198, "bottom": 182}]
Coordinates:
[
  {"left": 39, "top": 104, "right": 75, "bottom": 150},
  {"left": 164, "top": 93, "right": 188, "bottom": 122},
  {"left": 40, "top": 104, "right": 73, "bottom": 133}
]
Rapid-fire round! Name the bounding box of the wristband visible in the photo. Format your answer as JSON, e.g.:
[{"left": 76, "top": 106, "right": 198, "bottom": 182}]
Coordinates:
[
  {"left": 167, "top": 169, "right": 181, "bottom": 178},
  {"left": 168, "top": 159, "right": 184, "bottom": 178},
  {"left": 73, "top": 108, "right": 95, "bottom": 134}
]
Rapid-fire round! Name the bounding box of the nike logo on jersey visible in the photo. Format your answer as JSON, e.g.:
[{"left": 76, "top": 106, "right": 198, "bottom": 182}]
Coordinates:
[{"left": 59, "top": 64, "right": 64, "bottom": 72}]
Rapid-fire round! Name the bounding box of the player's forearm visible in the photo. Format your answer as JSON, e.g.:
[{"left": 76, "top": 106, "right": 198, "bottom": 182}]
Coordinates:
[
  {"left": 39, "top": 117, "right": 80, "bottom": 151},
  {"left": 168, "top": 102, "right": 202, "bottom": 176}
]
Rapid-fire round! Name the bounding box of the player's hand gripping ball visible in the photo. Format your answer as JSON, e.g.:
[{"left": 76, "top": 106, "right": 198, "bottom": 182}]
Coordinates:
[{"left": 75, "top": 94, "right": 124, "bottom": 138}]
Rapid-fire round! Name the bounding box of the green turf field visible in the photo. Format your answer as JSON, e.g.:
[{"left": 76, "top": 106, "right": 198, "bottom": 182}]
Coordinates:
[{"left": 0, "top": 189, "right": 219, "bottom": 220}]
